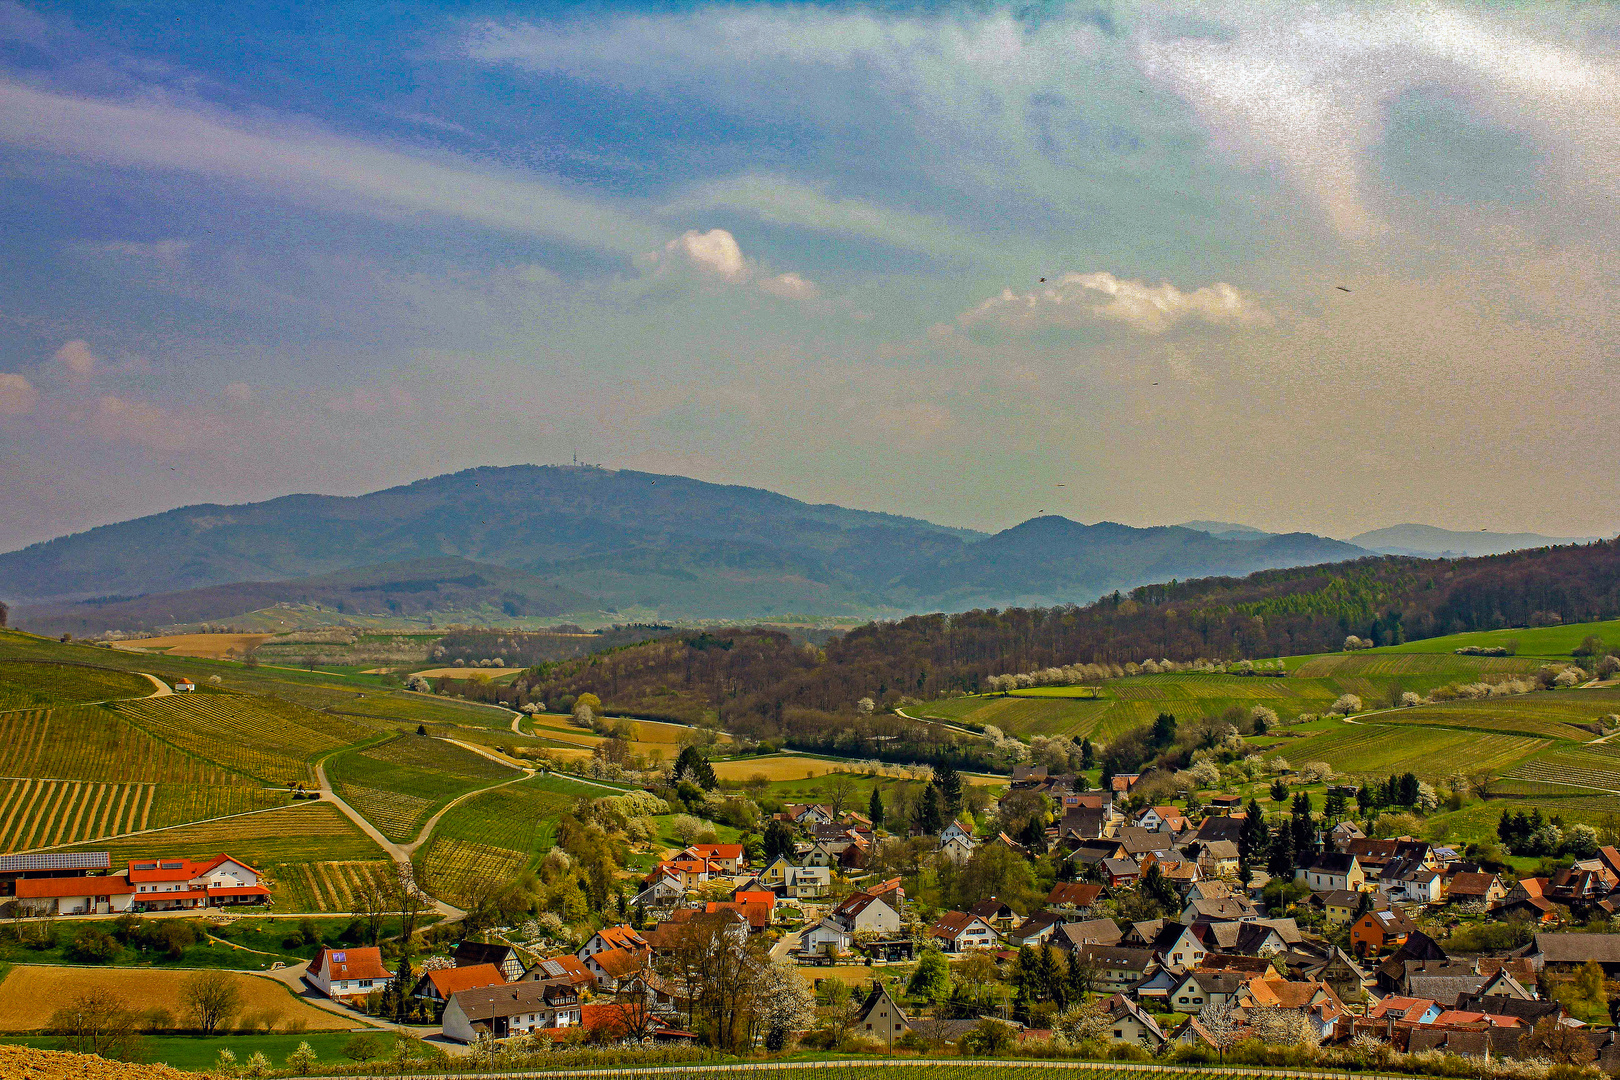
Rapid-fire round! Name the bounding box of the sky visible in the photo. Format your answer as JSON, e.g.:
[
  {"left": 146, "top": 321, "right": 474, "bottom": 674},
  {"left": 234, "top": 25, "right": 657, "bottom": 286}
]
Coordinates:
[{"left": 1, "top": 0, "right": 1618, "bottom": 552}]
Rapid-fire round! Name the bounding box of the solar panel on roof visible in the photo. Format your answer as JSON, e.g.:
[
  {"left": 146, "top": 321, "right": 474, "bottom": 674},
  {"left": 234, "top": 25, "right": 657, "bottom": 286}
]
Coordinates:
[{"left": 0, "top": 852, "right": 111, "bottom": 873}]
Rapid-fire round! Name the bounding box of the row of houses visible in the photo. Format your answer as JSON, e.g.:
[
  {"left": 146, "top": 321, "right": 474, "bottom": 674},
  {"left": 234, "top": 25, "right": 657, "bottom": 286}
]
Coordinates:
[{"left": 0, "top": 850, "right": 269, "bottom": 914}]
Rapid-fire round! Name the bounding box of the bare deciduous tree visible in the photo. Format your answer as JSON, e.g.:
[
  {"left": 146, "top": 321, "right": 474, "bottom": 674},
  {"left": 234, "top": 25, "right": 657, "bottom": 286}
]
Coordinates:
[{"left": 181, "top": 970, "right": 241, "bottom": 1036}]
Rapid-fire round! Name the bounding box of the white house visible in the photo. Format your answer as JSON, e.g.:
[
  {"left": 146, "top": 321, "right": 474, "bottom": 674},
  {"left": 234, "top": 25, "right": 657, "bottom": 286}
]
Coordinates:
[
  {"left": 308, "top": 946, "right": 393, "bottom": 1002},
  {"left": 938, "top": 833, "right": 976, "bottom": 865},
  {"left": 782, "top": 865, "right": 830, "bottom": 899},
  {"left": 1298, "top": 853, "right": 1365, "bottom": 894},
  {"left": 940, "top": 820, "right": 975, "bottom": 845},
  {"left": 1380, "top": 869, "right": 1444, "bottom": 906},
  {"left": 440, "top": 979, "right": 581, "bottom": 1043},
  {"left": 13, "top": 874, "right": 136, "bottom": 915},
  {"left": 127, "top": 854, "right": 269, "bottom": 911},
  {"left": 576, "top": 924, "right": 647, "bottom": 963},
  {"left": 928, "top": 911, "right": 1000, "bottom": 952}
]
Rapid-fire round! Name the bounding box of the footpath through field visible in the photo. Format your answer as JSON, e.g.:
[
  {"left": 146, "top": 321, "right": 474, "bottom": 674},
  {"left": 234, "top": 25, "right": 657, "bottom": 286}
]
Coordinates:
[{"left": 287, "top": 1057, "right": 1415, "bottom": 1080}]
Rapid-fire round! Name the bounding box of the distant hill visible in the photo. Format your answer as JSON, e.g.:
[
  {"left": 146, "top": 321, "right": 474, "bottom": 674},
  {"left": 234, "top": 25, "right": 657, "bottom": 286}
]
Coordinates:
[
  {"left": 0, "top": 464, "right": 1385, "bottom": 626},
  {"left": 13, "top": 558, "right": 593, "bottom": 637},
  {"left": 1350, "top": 524, "right": 1604, "bottom": 558},
  {"left": 888, "top": 517, "right": 1370, "bottom": 610},
  {"left": 1176, "top": 520, "right": 1271, "bottom": 537}
]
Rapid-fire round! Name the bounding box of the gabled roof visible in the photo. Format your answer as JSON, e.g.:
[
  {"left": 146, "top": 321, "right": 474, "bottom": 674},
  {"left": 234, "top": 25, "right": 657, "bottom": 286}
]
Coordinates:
[
  {"left": 1370, "top": 995, "right": 1437, "bottom": 1022},
  {"left": 454, "top": 941, "right": 520, "bottom": 967},
  {"left": 968, "top": 898, "right": 1016, "bottom": 920},
  {"left": 1053, "top": 918, "right": 1123, "bottom": 948},
  {"left": 589, "top": 946, "right": 648, "bottom": 978},
  {"left": 451, "top": 978, "right": 576, "bottom": 1022},
  {"left": 593, "top": 924, "right": 648, "bottom": 951},
  {"left": 684, "top": 843, "right": 744, "bottom": 860},
  {"left": 15, "top": 874, "right": 135, "bottom": 898},
  {"left": 1306, "top": 852, "right": 1359, "bottom": 875},
  {"left": 313, "top": 946, "right": 391, "bottom": 983},
  {"left": 127, "top": 852, "right": 259, "bottom": 884},
  {"left": 529, "top": 954, "right": 593, "bottom": 985},
  {"left": 420, "top": 964, "right": 506, "bottom": 998},
  {"left": 1535, "top": 932, "right": 1620, "bottom": 964},
  {"left": 929, "top": 911, "right": 993, "bottom": 939},
  {"left": 1047, "top": 882, "right": 1104, "bottom": 907}
]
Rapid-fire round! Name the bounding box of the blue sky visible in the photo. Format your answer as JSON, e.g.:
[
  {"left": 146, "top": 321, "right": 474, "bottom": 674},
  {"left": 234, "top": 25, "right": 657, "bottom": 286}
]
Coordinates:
[{"left": 1, "top": 0, "right": 1617, "bottom": 550}]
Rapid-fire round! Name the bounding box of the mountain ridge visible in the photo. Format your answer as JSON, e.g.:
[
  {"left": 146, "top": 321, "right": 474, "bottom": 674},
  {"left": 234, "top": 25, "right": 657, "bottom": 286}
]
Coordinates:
[{"left": 3, "top": 465, "right": 1599, "bottom": 627}]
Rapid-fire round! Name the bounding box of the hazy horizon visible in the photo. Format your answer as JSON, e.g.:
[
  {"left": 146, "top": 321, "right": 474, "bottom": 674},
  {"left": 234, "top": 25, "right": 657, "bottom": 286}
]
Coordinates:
[{"left": 4, "top": 2, "right": 1620, "bottom": 550}]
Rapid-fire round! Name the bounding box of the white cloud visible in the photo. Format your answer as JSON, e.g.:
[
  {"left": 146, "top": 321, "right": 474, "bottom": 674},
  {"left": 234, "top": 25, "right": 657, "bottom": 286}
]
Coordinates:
[
  {"left": 0, "top": 79, "right": 659, "bottom": 255},
  {"left": 757, "top": 272, "right": 819, "bottom": 301},
  {"left": 0, "top": 372, "right": 37, "bottom": 414},
  {"left": 669, "top": 173, "right": 971, "bottom": 257},
  {"left": 53, "top": 339, "right": 97, "bottom": 381},
  {"left": 667, "top": 228, "right": 750, "bottom": 283},
  {"left": 959, "top": 272, "right": 1273, "bottom": 335},
  {"left": 1138, "top": 5, "right": 1620, "bottom": 238},
  {"left": 644, "top": 227, "right": 821, "bottom": 301}
]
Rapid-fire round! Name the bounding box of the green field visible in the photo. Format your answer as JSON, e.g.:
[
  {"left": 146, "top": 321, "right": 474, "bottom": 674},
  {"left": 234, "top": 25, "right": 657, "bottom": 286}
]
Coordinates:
[
  {"left": 1376, "top": 618, "right": 1620, "bottom": 659},
  {"left": 0, "top": 705, "right": 292, "bottom": 852},
  {"left": 0, "top": 661, "right": 153, "bottom": 710},
  {"left": 3, "top": 1031, "right": 365, "bottom": 1070},
  {"left": 1263, "top": 722, "right": 1547, "bottom": 780},
  {"left": 1375, "top": 691, "right": 1615, "bottom": 741},
  {"left": 326, "top": 734, "right": 517, "bottom": 842},
  {"left": 413, "top": 773, "right": 602, "bottom": 904},
  {"left": 115, "top": 694, "right": 375, "bottom": 787}
]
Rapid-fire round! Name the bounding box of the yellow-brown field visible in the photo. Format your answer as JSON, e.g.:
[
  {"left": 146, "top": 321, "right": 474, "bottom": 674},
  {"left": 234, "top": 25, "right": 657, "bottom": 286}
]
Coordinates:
[
  {"left": 710, "top": 754, "right": 1005, "bottom": 785},
  {"left": 0, "top": 1044, "right": 191, "bottom": 1080},
  {"left": 410, "top": 667, "right": 525, "bottom": 681},
  {"left": 0, "top": 965, "right": 349, "bottom": 1032},
  {"left": 113, "top": 634, "right": 275, "bottom": 659}
]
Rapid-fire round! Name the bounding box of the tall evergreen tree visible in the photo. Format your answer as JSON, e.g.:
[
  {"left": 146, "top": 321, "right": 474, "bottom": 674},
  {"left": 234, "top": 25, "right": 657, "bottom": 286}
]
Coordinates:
[
  {"left": 1267, "top": 820, "right": 1295, "bottom": 877},
  {"left": 915, "top": 784, "right": 946, "bottom": 835},
  {"left": 932, "top": 762, "right": 964, "bottom": 814},
  {"left": 869, "top": 786, "right": 885, "bottom": 827},
  {"left": 1080, "top": 738, "right": 1095, "bottom": 771}
]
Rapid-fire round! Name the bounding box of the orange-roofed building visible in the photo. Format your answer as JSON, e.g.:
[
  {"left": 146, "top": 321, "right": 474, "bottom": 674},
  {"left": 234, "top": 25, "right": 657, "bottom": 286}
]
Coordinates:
[
  {"left": 127, "top": 853, "right": 268, "bottom": 911},
  {"left": 705, "top": 899, "right": 771, "bottom": 931},
  {"left": 521, "top": 954, "right": 594, "bottom": 989},
  {"left": 308, "top": 946, "right": 393, "bottom": 1001},
  {"left": 13, "top": 873, "right": 137, "bottom": 916},
  {"left": 543, "top": 1002, "right": 697, "bottom": 1042},
  {"left": 413, "top": 963, "right": 506, "bottom": 1013},
  {"left": 683, "top": 844, "right": 746, "bottom": 873}
]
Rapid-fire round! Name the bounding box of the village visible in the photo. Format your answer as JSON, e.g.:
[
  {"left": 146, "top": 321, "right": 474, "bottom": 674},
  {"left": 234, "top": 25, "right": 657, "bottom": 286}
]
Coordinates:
[{"left": 10, "top": 761, "right": 1620, "bottom": 1071}]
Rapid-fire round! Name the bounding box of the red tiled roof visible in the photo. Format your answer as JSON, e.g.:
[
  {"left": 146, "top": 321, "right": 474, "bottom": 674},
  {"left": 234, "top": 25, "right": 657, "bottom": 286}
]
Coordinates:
[
  {"left": 422, "top": 963, "right": 506, "bottom": 998},
  {"left": 530, "top": 954, "right": 593, "bottom": 985},
  {"left": 14, "top": 875, "right": 135, "bottom": 898},
  {"left": 589, "top": 946, "right": 646, "bottom": 978},
  {"left": 127, "top": 853, "right": 259, "bottom": 884},
  {"left": 686, "top": 844, "right": 744, "bottom": 859},
  {"left": 706, "top": 900, "right": 771, "bottom": 929},
  {"left": 313, "top": 946, "right": 392, "bottom": 983}
]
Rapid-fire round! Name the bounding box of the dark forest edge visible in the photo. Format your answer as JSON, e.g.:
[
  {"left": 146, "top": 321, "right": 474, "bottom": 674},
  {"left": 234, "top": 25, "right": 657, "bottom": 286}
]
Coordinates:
[{"left": 414, "top": 539, "right": 1620, "bottom": 774}]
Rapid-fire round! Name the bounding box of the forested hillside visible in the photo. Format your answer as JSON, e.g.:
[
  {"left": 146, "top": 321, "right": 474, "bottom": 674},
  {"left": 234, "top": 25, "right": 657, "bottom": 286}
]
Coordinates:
[{"left": 470, "top": 539, "right": 1620, "bottom": 769}]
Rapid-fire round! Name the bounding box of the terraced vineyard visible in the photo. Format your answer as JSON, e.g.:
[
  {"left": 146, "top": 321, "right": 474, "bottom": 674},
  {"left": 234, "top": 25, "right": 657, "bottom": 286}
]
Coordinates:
[
  {"left": 0, "top": 705, "right": 223, "bottom": 783},
  {"left": 282, "top": 858, "right": 396, "bottom": 912},
  {"left": 115, "top": 693, "right": 374, "bottom": 784},
  {"left": 413, "top": 773, "right": 597, "bottom": 905},
  {"left": 327, "top": 734, "right": 516, "bottom": 842},
  {"left": 1293, "top": 652, "right": 1544, "bottom": 678},
  {"left": 1263, "top": 723, "right": 1546, "bottom": 779},
  {"left": 1377, "top": 696, "right": 1608, "bottom": 742},
  {"left": 1509, "top": 741, "right": 1620, "bottom": 793},
  {"left": 0, "top": 661, "right": 153, "bottom": 710}
]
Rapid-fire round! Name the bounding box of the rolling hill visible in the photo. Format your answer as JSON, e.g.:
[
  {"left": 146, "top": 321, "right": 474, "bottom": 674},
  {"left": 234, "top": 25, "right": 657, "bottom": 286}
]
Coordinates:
[
  {"left": 12, "top": 558, "right": 593, "bottom": 637},
  {"left": 12, "top": 465, "right": 1574, "bottom": 627},
  {"left": 1349, "top": 523, "right": 1603, "bottom": 558}
]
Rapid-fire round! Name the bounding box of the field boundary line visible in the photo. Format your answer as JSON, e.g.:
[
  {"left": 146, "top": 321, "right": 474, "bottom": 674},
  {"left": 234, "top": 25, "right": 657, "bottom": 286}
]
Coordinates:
[{"left": 18, "top": 797, "right": 303, "bottom": 854}]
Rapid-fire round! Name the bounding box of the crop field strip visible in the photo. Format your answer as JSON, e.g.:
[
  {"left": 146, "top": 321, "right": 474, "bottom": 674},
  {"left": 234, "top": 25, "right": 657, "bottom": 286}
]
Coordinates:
[
  {"left": 114, "top": 693, "right": 373, "bottom": 785},
  {"left": 0, "top": 660, "right": 154, "bottom": 710},
  {"left": 1263, "top": 723, "right": 1546, "bottom": 779},
  {"left": 412, "top": 774, "right": 586, "bottom": 904},
  {"left": 283, "top": 858, "right": 395, "bottom": 912},
  {"left": 1293, "top": 652, "right": 1545, "bottom": 678},
  {"left": 327, "top": 734, "right": 516, "bottom": 842}
]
